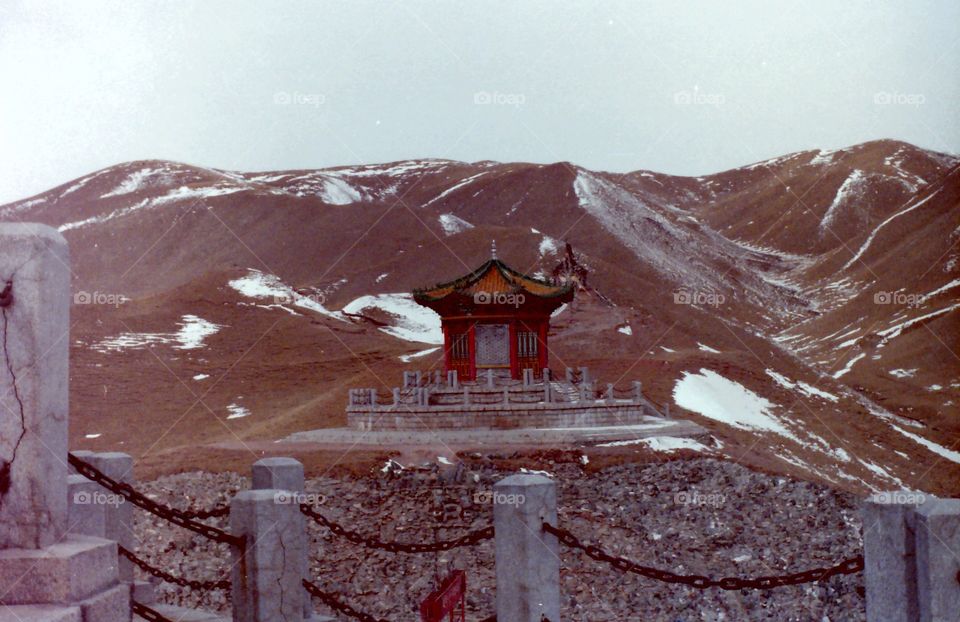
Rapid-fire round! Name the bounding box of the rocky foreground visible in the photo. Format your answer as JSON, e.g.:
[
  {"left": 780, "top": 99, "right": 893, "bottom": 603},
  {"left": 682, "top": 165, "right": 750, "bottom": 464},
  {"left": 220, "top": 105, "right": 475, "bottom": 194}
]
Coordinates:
[{"left": 134, "top": 456, "right": 864, "bottom": 621}]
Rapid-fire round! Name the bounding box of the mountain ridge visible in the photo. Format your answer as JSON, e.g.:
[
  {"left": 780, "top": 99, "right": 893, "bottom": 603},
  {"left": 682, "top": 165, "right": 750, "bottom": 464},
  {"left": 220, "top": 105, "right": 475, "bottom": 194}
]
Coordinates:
[{"left": 2, "top": 138, "right": 957, "bottom": 493}]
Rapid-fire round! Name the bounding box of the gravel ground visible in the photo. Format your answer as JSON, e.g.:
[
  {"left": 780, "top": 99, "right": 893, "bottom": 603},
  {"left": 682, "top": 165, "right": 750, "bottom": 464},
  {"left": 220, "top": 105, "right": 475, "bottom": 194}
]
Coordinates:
[{"left": 133, "top": 456, "right": 864, "bottom": 621}]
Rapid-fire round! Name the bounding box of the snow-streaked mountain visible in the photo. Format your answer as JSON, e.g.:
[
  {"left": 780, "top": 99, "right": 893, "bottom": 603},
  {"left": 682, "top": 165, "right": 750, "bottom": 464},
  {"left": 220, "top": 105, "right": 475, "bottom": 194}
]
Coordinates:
[{"left": 2, "top": 139, "right": 957, "bottom": 492}]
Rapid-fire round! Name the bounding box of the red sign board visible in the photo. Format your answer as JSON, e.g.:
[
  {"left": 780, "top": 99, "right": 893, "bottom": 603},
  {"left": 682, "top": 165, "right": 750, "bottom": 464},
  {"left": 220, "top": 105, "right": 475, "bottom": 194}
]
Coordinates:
[{"left": 419, "top": 570, "right": 466, "bottom": 622}]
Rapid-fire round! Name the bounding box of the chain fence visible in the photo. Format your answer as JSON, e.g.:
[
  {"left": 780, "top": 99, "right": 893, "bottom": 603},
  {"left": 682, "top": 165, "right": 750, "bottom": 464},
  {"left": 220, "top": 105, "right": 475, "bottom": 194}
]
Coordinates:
[
  {"left": 68, "top": 453, "right": 241, "bottom": 546},
  {"left": 544, "top": 522, "right": 863, "bottom": 590},
  {"left": 71, "top": 450, "right": 866, "bottom": 620},
  {"left": 119, "top": 545, "right": 230, "bottom": 591},
  {"left": 303, "top": 579, "right": 391, "bottom": 622},
  {"left": 300, "top": 503, "right": 494, "bottom": 553}
]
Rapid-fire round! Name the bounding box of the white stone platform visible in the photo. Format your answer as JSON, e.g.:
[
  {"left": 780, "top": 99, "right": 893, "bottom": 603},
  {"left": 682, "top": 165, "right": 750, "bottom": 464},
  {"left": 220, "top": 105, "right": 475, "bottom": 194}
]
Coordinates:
[{"left": 282, "top": 416, "right": 707, "bottom": 446}]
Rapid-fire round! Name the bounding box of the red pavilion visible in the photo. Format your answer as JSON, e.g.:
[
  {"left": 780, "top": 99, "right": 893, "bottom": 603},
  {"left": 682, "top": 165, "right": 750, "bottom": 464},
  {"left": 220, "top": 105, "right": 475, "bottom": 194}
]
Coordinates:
[{"left": 413, "top": 257, "right": 574, "bottom": 381}]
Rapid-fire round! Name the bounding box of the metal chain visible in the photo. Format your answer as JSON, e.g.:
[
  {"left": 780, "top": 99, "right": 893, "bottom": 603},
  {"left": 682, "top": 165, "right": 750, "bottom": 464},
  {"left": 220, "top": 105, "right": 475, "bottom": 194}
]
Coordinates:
[
  {"left": 302, "top": 579, "right": 391, "bottom": 622},
  {"left": 119, "top": 545, "right": 230, "bottom": 591},
  {"left": 544, "top": 523, "right": 863, "bottom": 590},
  {"left": 300, "top": 503, "right": 493, "bottom": 553},
  {"left": 177, "top": 504, "right": 230, "bottom": 520},
  {"left": 68, "top": 453, "right": 242, "bottom": 546},
  {"left": 131, "top": 601, "right": 176, "bottom": 622}
]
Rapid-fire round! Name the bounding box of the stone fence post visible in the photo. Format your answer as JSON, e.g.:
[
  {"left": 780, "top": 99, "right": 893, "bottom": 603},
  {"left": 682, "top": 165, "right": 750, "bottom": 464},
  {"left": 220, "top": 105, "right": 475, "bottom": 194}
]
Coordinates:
[
  {"left": 251, "top": 457, "right": 312, "bottom": 619},
  {"left": 231, "top": 489, "right": 307, "bottom": 622},
  {"left": 863, "top": 492, "right": 960, "bottom": 622},
  {"left": 494, "top": 473, "right": 560, "bottom": 622},
  {"left": 84, "top": 452, "right": 135, "bottom": 582}
]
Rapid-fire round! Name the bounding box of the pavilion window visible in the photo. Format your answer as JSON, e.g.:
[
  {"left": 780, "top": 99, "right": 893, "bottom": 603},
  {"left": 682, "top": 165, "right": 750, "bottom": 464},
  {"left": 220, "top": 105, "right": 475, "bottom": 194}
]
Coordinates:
[
  {"left": 517, "top": 330, "right": 538, "bottom": 358},
  {"left": 450, "top": 332, "right": 470, "bottom": 360}
]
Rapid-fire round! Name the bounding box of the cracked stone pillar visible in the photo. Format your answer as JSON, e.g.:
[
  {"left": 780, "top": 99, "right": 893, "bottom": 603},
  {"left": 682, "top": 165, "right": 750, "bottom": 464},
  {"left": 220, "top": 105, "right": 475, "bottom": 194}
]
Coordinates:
[
  {"left": 0, "top": 223, "right": 70, "bottom": 550},
  {"left": 0, "top": 224, "right": 129, "bottom": 620},
  {"left": 252, "top": 457, "right": 311, "bottom": 618},
  {"left": 231, "top": 489, "right": 307, "bottom": 622}
]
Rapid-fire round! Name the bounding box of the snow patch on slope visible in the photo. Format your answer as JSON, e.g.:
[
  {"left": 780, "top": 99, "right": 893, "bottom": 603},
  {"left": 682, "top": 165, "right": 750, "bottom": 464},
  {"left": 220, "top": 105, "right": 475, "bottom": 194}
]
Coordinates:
[
  {"left": 228, "top": 269, "right": 347, "bottom": 322},
  {"left": 765, "top": 370, "right": 839, "bottom": 402},
  {"left": 821, "top": 170, "right": 866, "bottom": 231},
  {"left": 891, "top": 426, "right": 960, "bottom": 465},
  {"left": 597, "top": 436, "right": 712, "bottom": 452},
  {"left": 438, "top": 213, "right": 474, "bottom": 235},
  {"left": 93, "top": 315, "right": 223, "bottom": 353},
  {"left": 342, "top": 293, "right": 442, "bottom": 344},
  {"left": 673, "top": 368, "right": 800, "bottom": 442}
]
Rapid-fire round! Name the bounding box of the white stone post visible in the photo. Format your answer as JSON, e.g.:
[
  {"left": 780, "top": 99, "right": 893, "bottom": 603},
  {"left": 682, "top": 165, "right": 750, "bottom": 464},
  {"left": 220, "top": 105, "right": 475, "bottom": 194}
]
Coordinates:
[
  {"left": 231, "top": 489, "right": 307, "bottom": 622},
  {"left": 494, "top": 473, "right": 560, "bottom": 622},
  {"left": 565, "top": 368, "right": 573, "bottom": 384},
  {"left": 251, "top": 457, "right": 312, "bottom": 619},
  {"left": 85, "top": 452, "right": 135, "bottom": 582},
  {"left": 863, "top": 492, "right": 925, "bottom": 621},
  {"left": 392, "top": 388, "right": 400, "bottom": 405},
  {"left": 913, "top": 497, "right": 960, "bottom": 621},
  {"left": 463, "top": 386, "right": 470, "bottom": 406},
  {"left": 415, "top": 370, "right": 423, "bottom": 387},
  {"left": 633, "top": 380, "right": 643, "bottom": 403},
  {"left": 606, "top": 383, "right": 615, "bottom": 403},
  {"left": 448, "top": 370, "right": 458, "bottom": 389},
  {"left": 580, "top": 366, "right": 590, "bottom": 386},
  {"left": 503, "top": 387, "right": 509, "bottom": 404},
  {"left": 487, "top": 369, "right": 495, "bottom": 388},
  {"left": 0, "top": 224, "right": 70, "bottom": 549}
]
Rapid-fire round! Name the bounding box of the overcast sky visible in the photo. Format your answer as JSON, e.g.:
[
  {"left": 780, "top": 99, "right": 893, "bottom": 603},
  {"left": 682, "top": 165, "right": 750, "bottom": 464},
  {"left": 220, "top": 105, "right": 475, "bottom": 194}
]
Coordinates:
[{"left": 1, "top": 0, "right": 957, "bottom": 204}]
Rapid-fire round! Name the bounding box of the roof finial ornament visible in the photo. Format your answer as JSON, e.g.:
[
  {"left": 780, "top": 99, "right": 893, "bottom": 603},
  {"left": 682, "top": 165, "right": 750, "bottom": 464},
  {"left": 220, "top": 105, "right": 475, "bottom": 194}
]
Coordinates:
[{"left": 491, "top": 239, "right": 497, "bottom": 260}]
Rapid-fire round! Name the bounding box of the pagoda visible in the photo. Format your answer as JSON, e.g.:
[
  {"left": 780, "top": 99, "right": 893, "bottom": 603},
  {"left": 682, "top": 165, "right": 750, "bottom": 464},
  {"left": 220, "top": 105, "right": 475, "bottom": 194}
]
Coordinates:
[{"left": 413, "top": 253, "right": 573, "bottom": 381}]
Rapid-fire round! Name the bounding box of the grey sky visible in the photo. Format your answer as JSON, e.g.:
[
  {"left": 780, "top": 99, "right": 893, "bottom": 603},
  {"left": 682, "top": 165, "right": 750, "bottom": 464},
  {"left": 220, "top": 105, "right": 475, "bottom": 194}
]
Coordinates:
[{"left": 1, "top": 0, "right": 957, "bottom": 204}]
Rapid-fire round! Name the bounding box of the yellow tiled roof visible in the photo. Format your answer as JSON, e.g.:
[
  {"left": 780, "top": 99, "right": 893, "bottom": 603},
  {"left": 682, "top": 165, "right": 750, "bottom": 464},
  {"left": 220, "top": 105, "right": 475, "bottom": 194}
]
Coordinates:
[{"left": 413, "top": 259, "right": 573, "bottom": 302}]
